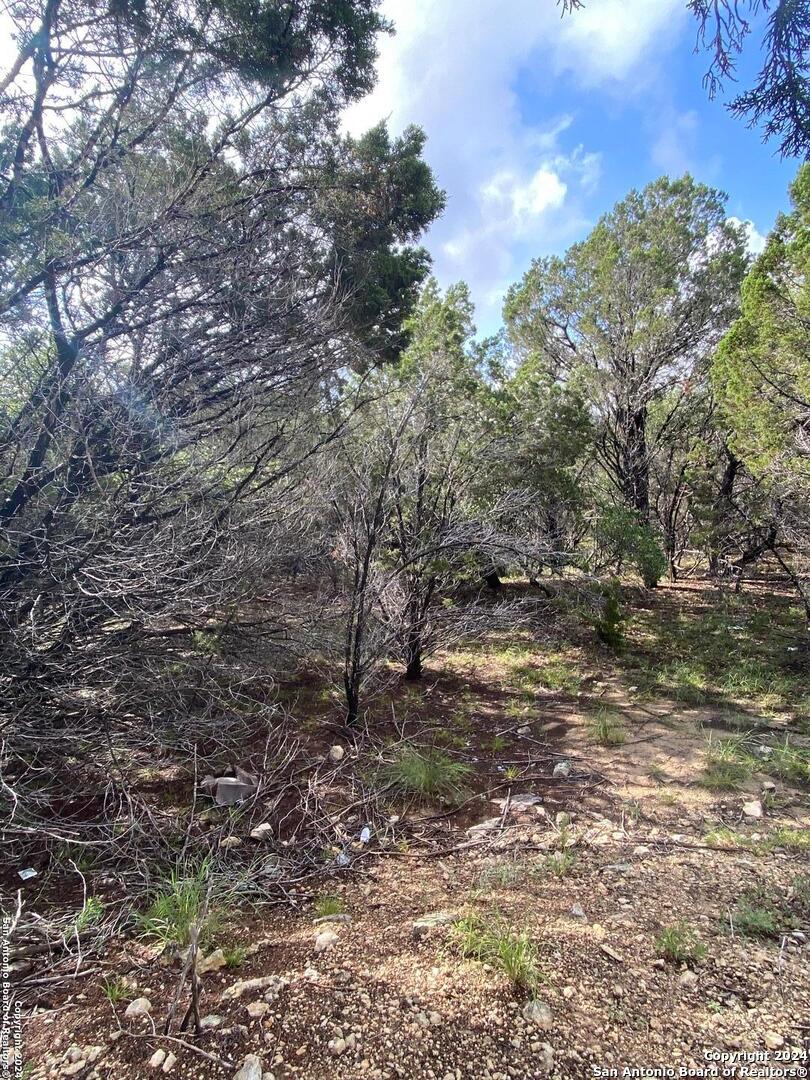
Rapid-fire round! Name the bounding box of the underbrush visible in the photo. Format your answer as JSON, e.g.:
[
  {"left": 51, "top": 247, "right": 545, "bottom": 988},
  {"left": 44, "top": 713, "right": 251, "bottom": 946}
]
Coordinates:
[{"left": 656, "top": 920, "right": 707, "bottom": 963}]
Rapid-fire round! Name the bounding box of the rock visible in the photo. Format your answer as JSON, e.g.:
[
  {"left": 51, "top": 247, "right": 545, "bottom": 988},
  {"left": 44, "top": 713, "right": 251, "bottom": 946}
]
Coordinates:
[
  {"left": 328, "top": 1038, "right": 346, "bottom": 1057},
  {"left": 535, "top": 1043, "right": 555, "bottom": 1075},
  {"left": 197, "top": 948, "right": 227, "bottom": 974},
  {"left": 124, "top": 997, "right": 152, "bottom": 1020},
  {"left": 233, "top": 1055, "right": 264, "bottom": 1080},
  {"left": 555, "top": 811, "right": 571, "bottom": 828},
  {"left": 679, "top": 969, "right": 698, "bottom": 988},
  {"left": 492, "top": 793, "right": 543, "bottom": 811},
  {"left": 314, "top": 929, "right": 339, "bottom": 954},
  {"left": 328, "top": 745, "right": 345, "bottom": 763},
  {"left": 62, "top": 1063, "right": 86, "bottom": 1077},
  {"left": 465, "top": 817, "right": 503, "bottom": 839},
  {"left": 562, "top": 985, "right": 575, "bottom": 1000},
  {"left": 219, "top": 835, "right": 243, "bottom": 849},
  {"left": 200, "top": 1015, "right": 224, "bottom": 1030},
  {"left": 761, "top": 780, "right": 776, "bottom": 793},
  {"left": 162, "top": 1053, "right": 177, "bottom": 1073},
  {"left": 250, "top": 823, "right": 274, "bottom": 842},
  {"left": 221, "top": 975, "right": 288, "bottom": 1002},
  {"left": 743, "top": 799, "right": 763, "bottom": 819},
  {"left": 149, "top": 1050, "right": 166, "bottom": 1069},
  {"left": 247, "top": 1001, "right": 271, "bottom": 1019},
  {"left": 86, "top": 1048, "right": 103, "bottom": 1065},
  {"left": 67, "top": 1048, "right": 83, "bottom": 1064},
  {"left": 205, "top": 774, "right": 259, "bottom": 807},
  {"left": 764, "top": 1032, "right": 784, "bottom": 1051},
  {"left": 522, "top": 999, "right": 553, "bottom": 1030},
  {"left": 552, "top": 760, "right": 571, "bottom": 778},
  {"left": 313, "top": 914, "right": 352, "bottom": 925},
  {"left": 411, "top": 912, "right": 460, "bottom": 941},
  {"left": 517, "top": 725, "right": 532, "bottom": 737},
  {"left": 570, "top": 904, "right": 586, "bottom": 919}
]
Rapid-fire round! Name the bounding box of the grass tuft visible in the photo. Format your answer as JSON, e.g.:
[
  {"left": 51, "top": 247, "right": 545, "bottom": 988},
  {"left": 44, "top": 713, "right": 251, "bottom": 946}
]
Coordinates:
[
  {"left": 655, "top": 920, "right": 707, "bottom": 963},
  {"left": 138, "top": 861, "right": 219, "bottom": 951},
  {"left": 314, "top": 894, "right": 346, "bottom": 918},
  {"left": 587, "top": 707, "right": 627, "bottom": 746},
  {"left": 383, "top": 747, "right": 472, "bottom": 803},
  {"left": 451, "top": 913, "right": 539, "bottom": 992}
]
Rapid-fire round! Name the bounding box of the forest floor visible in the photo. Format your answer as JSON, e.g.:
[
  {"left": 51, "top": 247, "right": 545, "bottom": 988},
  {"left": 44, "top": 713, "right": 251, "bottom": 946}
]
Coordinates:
[{"left": 19, "top": 579, "right": 810, "bottom": 1080}]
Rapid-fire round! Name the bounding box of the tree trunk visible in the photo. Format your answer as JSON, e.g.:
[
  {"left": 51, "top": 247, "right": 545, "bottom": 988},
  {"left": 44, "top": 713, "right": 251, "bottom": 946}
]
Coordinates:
[{"left": 618, "top": 405, "right": 649, "bottom": 519}]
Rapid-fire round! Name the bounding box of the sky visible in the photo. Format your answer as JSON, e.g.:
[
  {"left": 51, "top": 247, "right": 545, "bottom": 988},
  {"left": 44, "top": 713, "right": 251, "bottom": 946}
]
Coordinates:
[{"left": 342, "top": 0, "right": 798, "bottom": 337}]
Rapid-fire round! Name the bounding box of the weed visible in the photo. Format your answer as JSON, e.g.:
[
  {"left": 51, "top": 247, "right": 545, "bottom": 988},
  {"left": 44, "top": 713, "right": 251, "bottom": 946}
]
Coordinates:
[
  {"left": 772, "top": 826, "right": 810, "bottom": 852},
  {"left": 537, "top": 659, "right": 582, "bottom": 694},
  {"left": 314, "top": 895, "right": 346, "bottom": 918},
  {"left": 544, "top": 851, "right": 576, "bottom": 878},
  {"left": 504, "top": 765, "right": 520, "bottom": 780},
  {"left": 101, "top": 975, "right": 133, "bottom": 1004},
  {"left": 656, "top": 921, "right": 707, "bottom": 963},
  {"left": 730, "top": 893, "right": 783, "bottom": 938},
  {"left": 223, "top": 944, "right": 247, "bottom": 969},
  {"left": 138, "top": 861, "right": 219, "bottom": 951},
  {"left": 383, "top": 747, "right": 472, "bottom": 803},
  {"left": 587, "top": 707, "right": 627, "bottom": 747},
  {"left": 72, "top": 896, "right": 104, "bottom": 935},
  {"left": 699, "top": 733, "right": 754, "bottom": 790},
  {"left": 768, "top": 737, "right": 810, "bottom": 784},
  {"left": 488, "top": 735, "right": 507, "bottom": 753},
  {"left": 451, "top": 913, "right": 539, "bottom": 992}
]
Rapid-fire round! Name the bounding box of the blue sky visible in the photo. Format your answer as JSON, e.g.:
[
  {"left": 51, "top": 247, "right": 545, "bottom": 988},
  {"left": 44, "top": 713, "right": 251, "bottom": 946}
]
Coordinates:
[{"left": 342, "top": 0, "right": 798, "bottom": 336}]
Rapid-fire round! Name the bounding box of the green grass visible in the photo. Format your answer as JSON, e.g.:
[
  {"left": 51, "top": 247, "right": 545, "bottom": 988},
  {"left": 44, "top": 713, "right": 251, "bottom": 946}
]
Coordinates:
[
  {"left": 536, "top": 658, "right": 582, "bottom": 695},
  {"left": 655, "top": 921, "right": 707, "bottom": 963},
  {"left": 72, "top": 896, "right": 104, "bottom": 935},
  {"left": 767, "top": 737, "right": 810, "bottom": 784},
  {"left": 138, "top": 862, "right": 219, "bottom": 951},
  {"left": 223, "top": 944, "right": 247, "bottom": 969},
  {"left": 451, "top": 913, "right": 539, "bottom": 992},
  {"left": 587, "top": 707, "right": 627, "bottom": 746},
  {"left": 699, "top": 733, "right": 755, "bottom": 790},
  {"left": 730, "top": 893, "right": 784, "bottom": 938},
  {"left": 313, "top": 894, "right": 346, "bottom": 918},
  {"left": 100, "top": 975, "right": 133, "bottom": 1004},
  {"left": 704, "top": 825, "right": 810, "bottom": 854},
  {"left": 543, "top": 851, "right": 576, "bottom": 878},
  {"left": 383, "top": 747, "right": 472, "bottom": 803}
]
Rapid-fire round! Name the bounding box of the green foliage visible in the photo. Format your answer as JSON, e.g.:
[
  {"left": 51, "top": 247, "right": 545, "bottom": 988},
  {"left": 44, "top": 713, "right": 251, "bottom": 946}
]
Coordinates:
[
  {"left": 543, "top": 851, "right": 576, "bottom": 878},
  {"left": 730, "top": 892, "right": 784, "bottom": 938},
  {"left": 587, "top": 707, "right": 627, "bottom": 746},
  {"left": 595, "top": 508, "right": 668, "bottom": 588},
  {"left": 223, "top": 945, "right": 248, "bottom": 969},
  {"left": 594, "top": 580, "right": 625, "bottom": 648},
  {"left": 383, "top": 747, "right": 472, "bottom": 803},
  {"left": 138, "top": 863, "right": 218, "bottom": 951},
  {"left": 656, "top": 921, "right": 707, "bottom": 963},
  {"left": 72, "top": 896, "right": 104, "bottom": 935},
  {"left": 314, "top": 895, "right": 346, "bottom": 918},
  {"left": 700, "top": 734, "right": 755, "bottom": 790},
  {"left": 715, "top": 165, "right": 810, "bottom": 486},
  {"left": 451, "top": 913, "right": 540, "bottom": 992},
  {"left": 100, "top": 975, "right": 133, "bottom": 1004}
]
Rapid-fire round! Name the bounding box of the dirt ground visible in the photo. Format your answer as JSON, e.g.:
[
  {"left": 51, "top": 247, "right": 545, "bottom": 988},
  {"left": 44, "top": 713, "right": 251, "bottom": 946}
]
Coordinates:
[{"left": 16, "top": 580, "right": 810, "bottom": 1080}]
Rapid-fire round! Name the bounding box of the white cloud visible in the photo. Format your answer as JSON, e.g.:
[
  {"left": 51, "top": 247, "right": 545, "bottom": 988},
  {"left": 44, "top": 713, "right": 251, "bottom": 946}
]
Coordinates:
[
  {"left": 342, "top": 0, "right": 691, "bottom": 333},
  {"left": 729, "top": 216, "right": 768, "bottom": 256}
]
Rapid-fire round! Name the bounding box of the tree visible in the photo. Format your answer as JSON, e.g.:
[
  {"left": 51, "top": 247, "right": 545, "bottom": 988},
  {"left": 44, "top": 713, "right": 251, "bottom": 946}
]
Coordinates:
[
  {"left": 561, "top": 0, "right": 810, "bottom": 157},
  {"left": 713, "top": 164, "right": 810, "bottom": 613},
  {"left": 504, "top": 175, "right": 747, "bottom": 582},
  {"left": 0, "top": 0, "right": 442, "bottom": 840}
]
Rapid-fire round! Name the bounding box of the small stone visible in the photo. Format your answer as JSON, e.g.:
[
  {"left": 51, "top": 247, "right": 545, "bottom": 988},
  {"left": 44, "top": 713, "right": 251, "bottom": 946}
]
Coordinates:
[
  {"left": 124, "top": 997, "right": 152, "bottom": 1020},
  {"left": 86, "top": 1048, "right": 103, "bottom": 1065},
  {"left": 761, "top": 781, "right": 776, "bottom": 793},
  {"left": 200, "top": 1014, "right": 224, "bottom": 1029},
  {"left": 247, "top": 1001, "right": 271, "bottom": 1019},
  {"left": 742, "top": 799, "right": 763, "bottom": 819},
  {"left": 250, "top": 823, "right": 274, "bottom": 841},
  {"left": 764, "top": 1032, "right": 784, "bottom": 1051},
  {"left": 219, "top": 835, "right": 243, "bottom": 849},
  {"left": 555, "top": 811, "right": 571, "bottom": 828},
  {"left": 233, "top": 1055, "right": 264, "bottom": 1080},
  {"left": 679, "top": 969, "right": 698, "bottom": 988},
  {"left": 553, "top": 760, "right": 572, "bottom": 778},
  {"left": 535, "top": 1043, "right": 555, "bottom": 1075},
  {"left": 570, "top": 904, "right": 586, "bottom": 919},
  {"left": 328, "top": 1038, "right": 346, "bottom": 1057},
  {"left": 562, "top": 985, "right": 575, "bottom": 1000},
  {"left": 221, "top": 975, "right": 288, "bottom": 1002},
  {"left": 412, "top": 912, "right": 460, "bottom": 941},
  {"left": 62, "top": 1063, "right": 86, "bottom": 1077},
  {"left": 149, "top": 1050, "right": 166, "bottom": 1069},
  {"left": 67, "top": 1048, "right": 83, "bottom": 1064},
  {"left": 197, "top": 948, "right": 227, "bottom": 974},
  {"left": 522, "top": 1000, "right": 553, "bottom": 1030},
  {"left": 314, "top": 929, "right": 339, "bottom": 954},
  {"left": 162, "top": 1053, "right": 177, "bottom": 1073},
  {"left": 328, "top": 745, "right": 345, "bottom": 763}
]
